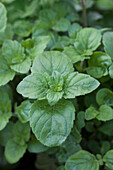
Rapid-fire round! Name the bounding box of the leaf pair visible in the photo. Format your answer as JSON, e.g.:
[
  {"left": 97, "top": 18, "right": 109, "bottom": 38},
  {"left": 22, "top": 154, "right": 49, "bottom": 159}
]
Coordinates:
[
  {"left": 17, "top": 51, "right": 100, "bottom": 105},
  {"left": 64, "top": 28, "right": 101, "bottom": 63}
]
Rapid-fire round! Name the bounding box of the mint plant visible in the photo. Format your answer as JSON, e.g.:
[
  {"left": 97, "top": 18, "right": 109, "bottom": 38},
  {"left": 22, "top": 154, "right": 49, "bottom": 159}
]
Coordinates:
[{"left": 1, "top": 0, "right": 113, "bottom": 170}]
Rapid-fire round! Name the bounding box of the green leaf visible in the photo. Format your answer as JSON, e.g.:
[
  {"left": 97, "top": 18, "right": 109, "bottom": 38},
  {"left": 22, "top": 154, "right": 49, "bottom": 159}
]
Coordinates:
[
  {"left": 96, "top": 88, "right": 113, "bottom": 106},
  {"left": 31, "top": 51, "right": 74, "bottom": 75},
  {"left": 103, "top": 150, "right": 113, "bottom": 169},
  {"left": 99, "top": 120, "right": 113, "bottom": 136},
  {"left": 109, "top": 64, "right": 113, "bottom": 78},
  {"left": 63, "top": 72, "right": 100, "bottom": 98},
  {"left": 12, "top": 121, "right": 30, "bottom": 144},
  {"left": 31, "top": 36, "right": 51, "bottom": 59},
  {"left": 74, "top": 28, "right": 101, "bottom": 55},
  {"left": 10, "top": 56, "right": 31, "bottom": 74},
  {"left": 2, "top": 40, "right": 25, "bottom": 65},
  {"left": 47, "top": 90, "right": 64, "bottom": 106},
  {"left": 85, "top": 106, "right": 99, "bottom": 120},
  {"left": 13, "top": 20, "right": 33, "bottom": 37},
  {"left": 87, "top": 52, "right": 112, "bottom": 78},
  {"left": 28, "top": 137, "right": 48, "bottom": 153},
  {"left": 0, "top": 2, "right": 7, "bottom": 32},
  {"left": 17, "top": 73, "right": 48, "bottom": 99},
  {"left": 0, "top": 24, "right": 13, "bottom": 45},
  {"left": 0, "top": 56, "right": 15, "bottom": 86},
  {"left": 97, "top": 105, "right": 113, "bottom": 121},
  {"left": 47, "top": 71, "right": 64, "bottom": 105},
  {"left": 30, "top": 100, "right": 75, "bottom": 147},
  {"left": 63, "top": 46, "right": 86, "bottom": 63},
  {"left": 103, "top": 32, "right": 113, "bottom": 60},
  {"left": 15, "top": 100, "right": 32, "bottom": 123},
  {"left": 65, "top": 150, "right": 99, "bottom": 170},
  {"left": 96, "top": 0, "right": 113, "bottom": 10},
  {"left": 0, "top": 122, "right": 13, "bottom": 146},
  {"left": 5, "top": 138, "right": 27, "bottom": 164},
  {"left": 0, "top": 87, "right": 12, "bottom": 130},
  {"left": 101, "top": 141, "right": 110, "bottom": 155},
  {"left": 0, "top": 112, "right": 11, "bottom": 131},
  {"left": 52, "top": 18, "right": 70, "bottom": 32},
  {"left": 68, "top": 23, "right": 82, "bottom": 39}
]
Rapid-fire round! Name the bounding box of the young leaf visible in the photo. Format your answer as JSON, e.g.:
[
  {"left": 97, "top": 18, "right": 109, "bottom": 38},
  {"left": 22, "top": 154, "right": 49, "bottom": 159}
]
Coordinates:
[
  {"left": 31, "top": 51, "right": 74, "bottom": 75},
  {"left": 5, "top": 138, "right": 27, "bottom": 164},
  {"left": 30, "top": 100, "right": 75, "bottom": 147},
  {"left": 17, "top": 73, "right": 48, "bottom": 99},
  {"left": 103, "top": 150, "right": 113, "bottom": 169},
  {"left": 65, "top": 150, "right": 99, "bottom": 170},
  {"left": 0, "top": 2, "right": 7, "bottom": 32},
  {"left": 47, "top": 71, "right": 64, "bottom": 105},
  {"left": 63, "top": 72, "right": 100, "bottom": 98}
]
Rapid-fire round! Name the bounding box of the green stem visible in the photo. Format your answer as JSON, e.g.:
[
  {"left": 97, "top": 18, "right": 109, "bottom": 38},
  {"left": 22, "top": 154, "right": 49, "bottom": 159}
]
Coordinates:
[{"left": 81, "top": 0, "right": 87, "bottom": 27}]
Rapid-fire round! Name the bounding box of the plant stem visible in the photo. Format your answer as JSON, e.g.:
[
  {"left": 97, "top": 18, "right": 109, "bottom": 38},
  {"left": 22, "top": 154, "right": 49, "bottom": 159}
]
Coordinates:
[{"left": 81, "top": 0, "right": 87, "bottom": 27}]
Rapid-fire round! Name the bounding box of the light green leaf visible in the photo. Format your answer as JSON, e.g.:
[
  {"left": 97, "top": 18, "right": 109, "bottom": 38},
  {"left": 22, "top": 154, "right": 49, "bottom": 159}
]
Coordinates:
[
  {"left": 10, "top": 56, "right": 31, "bottom": 74},
  {"left": 68, "top": 23, "right": 82, "bottom": 39},
  {"left": 97, "top": 105, "right": 113, "bottom": 121},
  {"left": 30, "top": 100, "right": 75, "bottom": 147},
  {"left": 28, "top": 137, "right": 48, "bottom": 153},
  {"left": 63, "top": 72, "right": 100, "bottom": 98},
  {"left": 52, "top": 18, "right": 70, "bottom": 32},
  {"left": 31, "top": 36, "right": 50, "bottom": 59},
  {"left": 103, "top": 32, "right": 113, "bottom": 60},
  {"left": 5, "top": 138, "right": 27, "bottom": 164},
  {"left": 0, "top": 2, "right": 7, "bottom": 32},
  {"left": 87, "top": 52, "right": 112, "bottom": 78},
  {"left": 85, "top": 106, "right": 99, "bottom": 120},
  {"left": 2, "top": 40, "right": 25, "bottom": 65},
  {"left": 17, "top": 73, "right": 48, "bottom": 99},
  {"left": 13, "top": 20, "right": 33, "bottom": 37},
  {"left": 31, "top": 51, "right": 74, "bottom": 75},
  {"left": 63, "top": 46, "right": 87, "bottom": 63},
  {"left": 15, "top": 100, "right": 32, "bottom": 123},
  {"left": 47, "top": 90, "right": 64, "bottom": 106},
  {"left": 65, "top": 150, "right": 99, "bottom": 170},
  {"left": 74, "top": 28, "right": 101, "bottom": 55},
  {"left": 109, "top": 64, "right": 113, "bottom": 78},
  {"left": 103, "top": 150, "right": 113, "bottom": 169},
  {"left": 96, "top": 88, "right": 113, "bottom": 106},
  {"left": 47, "top": 71, "right": 64, "bottom": 105}
]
